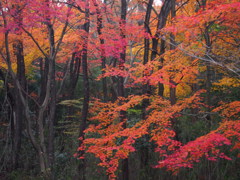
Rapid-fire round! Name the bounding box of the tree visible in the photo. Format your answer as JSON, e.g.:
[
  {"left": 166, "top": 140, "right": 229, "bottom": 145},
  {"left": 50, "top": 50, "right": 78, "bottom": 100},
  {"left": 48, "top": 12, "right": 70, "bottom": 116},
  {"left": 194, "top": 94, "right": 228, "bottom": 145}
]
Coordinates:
[
  {"left": 76, "top": 0, "right": 240, "bottom": 179},
  {"left": 0, "top": 0, "right": 71, "bottom": 178},
  {"left": 0, "top": 0, "right": 239, "bottom": 179}
]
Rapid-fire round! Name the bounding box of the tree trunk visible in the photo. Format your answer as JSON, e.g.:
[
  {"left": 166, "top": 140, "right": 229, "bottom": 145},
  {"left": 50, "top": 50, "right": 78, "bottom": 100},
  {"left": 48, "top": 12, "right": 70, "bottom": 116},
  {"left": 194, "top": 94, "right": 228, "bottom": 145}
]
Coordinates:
[
  {"left": 78, "top": 1, "right": 90, "bottom": 179},
  {"left": 93, "top": 0, "right": 108, "bottom": 102},
  {"left": 48, "top": 55, "right": 56, "bottom": 170},
  {"left": 140, "top": 0, "right": 154, "bottom": 174},
  {"left": 158, "top": 39, "right": 165, "bottom": 96},
  {"left": 169, "top": 0, "right": 176, "bottom": 106},
  {"left": 204, "top": 25, "right": 212, "bottom": 123},
  {"left": 143, "top": 0, "right": 154, "bottom": 95},
  {"left": 118, "top": 0, "right": 129, "bottom": 179},
  {"left": 151, "top": 0, "right": 173, "bottom": 96},
  {"left": 12, "top": 39, "right": 26, "bottom": 169},
  {"left": 69, "top": 52, "right": 82, "bottom": 97},
  {"left": 151, "top": 0, "right": 172, "bottom": 61}
]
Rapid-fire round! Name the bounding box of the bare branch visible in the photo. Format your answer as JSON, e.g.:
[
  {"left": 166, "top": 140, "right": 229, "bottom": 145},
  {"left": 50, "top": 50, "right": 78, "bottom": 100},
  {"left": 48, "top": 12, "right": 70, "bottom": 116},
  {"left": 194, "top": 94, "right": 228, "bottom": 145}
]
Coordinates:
[{"left": 21, "top": 27, "right": 49, "bottom": 59}]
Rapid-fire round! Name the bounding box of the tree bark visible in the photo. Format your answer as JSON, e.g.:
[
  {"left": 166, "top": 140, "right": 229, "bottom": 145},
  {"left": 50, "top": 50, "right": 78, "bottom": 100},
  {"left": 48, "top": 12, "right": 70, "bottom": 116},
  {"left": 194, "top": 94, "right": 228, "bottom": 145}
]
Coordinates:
[
  {"left": 78, "top": 1, "right": 90, "bottom": 179},
  {"left": 158, "top": 39, "right": 165, "bottom": 96},
  {"left": 169, "top": 0, "right": 176, "bottom": 106},
  {"left": 93, "top": 0, "right": 108, "bottom": 102},
  {"left": 12, "top": 39, "right": 26, "bottom": 169},
  {"left": 204, "top": 22, "right": 212, "bottom": 123},
  {"left": 151, "top": 0, "right": 173, "bottom": 96},
  {"left": 143, "top": 0, "right": 154, "bottom": 96},
  {"left": 119, "top": 0, "right": 129, "bottom": 179},
  {"left": 140, "top": 0, "right": 154, "bottom": 174},
  {"left": 151, "top": 0, "right": 173, "bottom": 61},
  {"left": 69, "top": 51, "right": 82, "bottom": 97}
]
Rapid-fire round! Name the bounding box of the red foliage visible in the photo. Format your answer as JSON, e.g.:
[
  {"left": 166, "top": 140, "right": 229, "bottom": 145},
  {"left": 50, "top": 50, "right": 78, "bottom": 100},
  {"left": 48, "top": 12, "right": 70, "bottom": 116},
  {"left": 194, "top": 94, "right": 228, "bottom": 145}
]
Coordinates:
[{"left": 156, "top": 133, "right": 231, "bottom": 173}]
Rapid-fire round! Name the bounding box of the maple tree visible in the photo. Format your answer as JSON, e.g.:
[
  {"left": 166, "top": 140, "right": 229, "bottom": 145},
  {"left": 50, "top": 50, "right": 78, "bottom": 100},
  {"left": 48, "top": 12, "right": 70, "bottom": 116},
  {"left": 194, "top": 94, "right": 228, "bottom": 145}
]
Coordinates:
[
  {"left": 75, "top": 0, "right": 240, "bottom": 179},
  {"left": 0, "top": 0, "right": 239, "bottom": 179}
]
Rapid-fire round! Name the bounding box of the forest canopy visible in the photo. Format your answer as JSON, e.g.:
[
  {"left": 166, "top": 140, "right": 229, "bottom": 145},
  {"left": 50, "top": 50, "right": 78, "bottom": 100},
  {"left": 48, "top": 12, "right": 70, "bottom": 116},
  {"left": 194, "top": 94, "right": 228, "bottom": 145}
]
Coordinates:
[{"left": 0, "top": 0, "right": 239, "bottom": 179}]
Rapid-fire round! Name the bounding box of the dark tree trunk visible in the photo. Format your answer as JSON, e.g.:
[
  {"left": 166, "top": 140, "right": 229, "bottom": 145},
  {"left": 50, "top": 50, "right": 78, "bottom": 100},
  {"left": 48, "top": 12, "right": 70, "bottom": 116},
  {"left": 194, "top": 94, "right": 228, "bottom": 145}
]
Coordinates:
[
  {"left": 151, "top": 0, "right": 172, "bottom": 61},
  {"left": 204, "top": 24, "right": 212, "bottom": 123},
  {"left": 198, "top": 0, "right": 212, "bottom": 122},
  {"left": 143, "top": 0, "right": 154, "bottom": 96},
  {"left": 140, "top": 0, "right": 154, "bottom": 174},
  {"left": 169, "top": 0, "right": 181, "bottom": 142},
  {"left": 39, "top": 58, "right": 49, "bottom": 104},
  {"left": 12, "top": 39, "right": 26, "bottom": 169},
  {"left": 169, "top": 0, "right": 176, "bottom": 106},
  {"left": 48, "top": 54, "right": 56, "bottom": 170},
  {"left": 158, "top": 39, "right": 165, "bottom": 96},
  {"left": 78, "top": 1, "right": 90, "bottom": 179},
  {"left": 69, "top": 52, "right": 82, "bottom": 97},
  {"left": 119, "top": 0, "right": 129, "bottom": 179},
  {"left": 93, "top": 0, "right": 108, "bottom": 102},
  {"left": 151, "top": 0, "right": 173, "bottom": 96},
  {"left": 44, "top": 19, "right": 56, "bottom": 178},
  {"left": 10, "top": 3, "right": 26, "bottom": 170},
  {"left": 143, "top": 0, "right": 153, "bottom": 66},
  {"left": 110, "top": 58, "right": 118, "bottom": 102}
]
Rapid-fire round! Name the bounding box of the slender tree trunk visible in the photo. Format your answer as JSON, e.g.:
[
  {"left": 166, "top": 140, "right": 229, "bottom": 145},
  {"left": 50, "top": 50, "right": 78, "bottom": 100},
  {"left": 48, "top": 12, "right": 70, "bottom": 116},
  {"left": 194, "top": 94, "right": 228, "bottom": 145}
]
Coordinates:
[
  {"left": 7, "top": 3, "right": 27, "bottom": 170},
  {"left": 140, "top": 0, "right": 154, "bottom": 175},
  {"left": 12, "top": 39, "right": 26, "bottom": 169},
  {"left": 204, "top": 26, "right": 212, "bottom": 123},
  {"left": 119, "top": 0, "right": 129, "bottom": 179},
  {"left": 143, "top": 0, "right": 154, "bottom": 95},
  {"left": 110, "top": 58, "right": 118, "bottom": 102},
  {"left": 201, "top": 0, "right": 212, "bottom": 122},
  {"left": 39, "top": 58, "right": 49, "bottom": 104},
  {"left": 202, "top": 1, "right": 211, "bottom": 108},
  {"left": 47, "top": 22, "right": 56, "bottom": 174},
  {"left": 48, "top": 62, "right": 56, "bottom": 170},
  {"left": 93, "top": 0, "right": 108, "bottom": 102},
  {"left": 78, "top": 1, "right": 90, "bottom": 179},
  {"left": 169, "top": 0, "right": 176, "bottom": 106},
  {"left": 143, "top": 0, "right": 153, "bottom": 66},
  {"left": 151, "top": 0, "right": 172, "bottom": 61},
  {"left": 158, "top": 39, "right": 165, "bottom": 96},
  {"left": 142, "top": 0, "right": 153, "bottom": 95},
  {"left": 151, "top": 0, "right": 173, "bottom": 96},
  {"left": 168, "top": 0, "right": 180, "bottom": 142},
  {"left": 69, "top": 52, "right": 82, "bottom": 97}
]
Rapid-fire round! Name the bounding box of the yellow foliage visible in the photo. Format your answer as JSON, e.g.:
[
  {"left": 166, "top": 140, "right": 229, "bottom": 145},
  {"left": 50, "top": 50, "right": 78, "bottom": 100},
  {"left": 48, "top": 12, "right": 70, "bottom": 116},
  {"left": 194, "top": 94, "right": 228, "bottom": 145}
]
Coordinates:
[
  {"left": 213, "top": 77, "right": 240, "bottom": 90},
  {"left": 164, "top": 83, "right": 192, "bottom": 98}
]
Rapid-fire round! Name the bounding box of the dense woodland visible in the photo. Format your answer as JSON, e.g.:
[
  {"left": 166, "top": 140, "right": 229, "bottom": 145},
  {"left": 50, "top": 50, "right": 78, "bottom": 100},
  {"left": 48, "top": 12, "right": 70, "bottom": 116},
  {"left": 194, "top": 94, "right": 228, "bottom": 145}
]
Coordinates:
[{"left": 0, "top": 0, "right": 239, "bottom": 179}]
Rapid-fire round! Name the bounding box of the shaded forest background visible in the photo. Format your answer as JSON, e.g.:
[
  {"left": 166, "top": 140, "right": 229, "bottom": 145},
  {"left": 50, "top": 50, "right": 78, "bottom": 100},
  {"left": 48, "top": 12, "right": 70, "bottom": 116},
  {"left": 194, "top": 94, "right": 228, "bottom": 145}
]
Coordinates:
[{"left": 0, "top": 0, "right": 239, "bottom": 179}]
